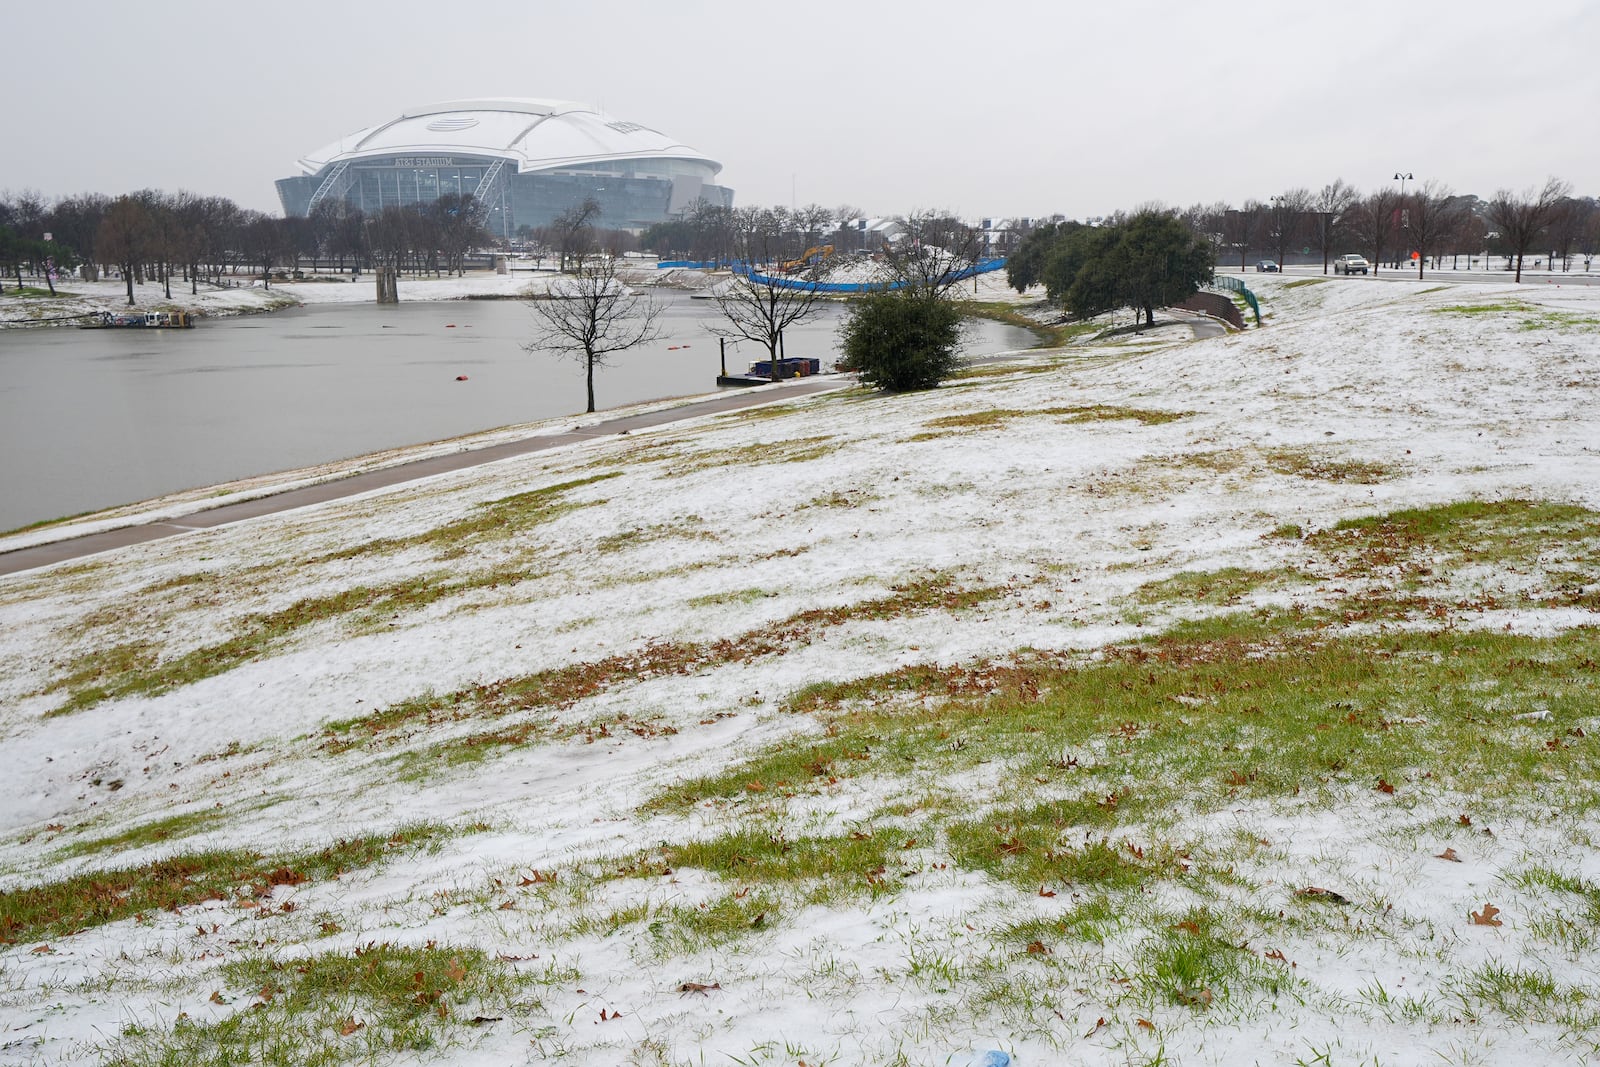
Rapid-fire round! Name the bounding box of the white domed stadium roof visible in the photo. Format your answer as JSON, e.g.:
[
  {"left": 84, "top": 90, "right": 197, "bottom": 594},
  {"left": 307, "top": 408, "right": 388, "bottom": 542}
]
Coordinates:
[{"left": 292, "top": 98, "right": 721, "bottom": 176}]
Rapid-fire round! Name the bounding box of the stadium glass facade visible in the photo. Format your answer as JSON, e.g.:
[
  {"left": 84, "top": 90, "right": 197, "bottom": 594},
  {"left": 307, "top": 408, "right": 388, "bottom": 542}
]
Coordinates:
[{"left": 275, "top": 99, "right": 732, "bottom": 238}]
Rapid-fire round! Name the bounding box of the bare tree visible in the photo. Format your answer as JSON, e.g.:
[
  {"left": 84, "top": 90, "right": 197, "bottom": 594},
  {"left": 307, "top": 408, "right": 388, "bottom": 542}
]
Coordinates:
[
  {"left": 552, "top": 197, "right": 603, "bottom": 273},
  {"left": 1350, "top": 188, "right": 1401, "bottom": 276},
  {"left": 525, "top": 254, "right": 663, "bottom": 413},
  {"left": 1266, "top": 188, "right": 1312, "bottom": 269},
  {"left": 1487, "top": 177, "right": 1572, "bottom": 282},
  {"left": 1547, "top": 196, "right": 1590, "bottom": 272},
  {"left": 1220, "top": 202, "right": 1264, "bottom": 271},
  {"left": 95, "top": 195, "right": 152, "bottom": 306},
  {"left": 710, "top": 206, "right": 834, "bottom": 380},
  {"left": 1402, "top": 181, "right": 1464, "bottom": 278},
  {"left": 882, "top": 209, "right": 985, "bottom": 296},
  {"left": 1311, "top": 179, "right": 1359, "bottom": 273}
]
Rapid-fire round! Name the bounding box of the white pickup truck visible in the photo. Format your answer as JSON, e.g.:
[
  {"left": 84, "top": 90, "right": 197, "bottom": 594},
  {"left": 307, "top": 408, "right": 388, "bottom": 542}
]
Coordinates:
[{"left": 1333, "top": 254, "right": 1370, "bottom": 275}]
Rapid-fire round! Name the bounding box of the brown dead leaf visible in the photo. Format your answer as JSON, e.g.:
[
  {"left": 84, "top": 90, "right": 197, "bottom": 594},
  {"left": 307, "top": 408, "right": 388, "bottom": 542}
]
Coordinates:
[
  {"left": 678, "top": 981, "right": 722, "bottom": 995},
  {"left": 1137, "top": 1018, "right": 1155, "bottom": 1031},
  {"left": 498, "top": 900, "right": 515, "bottom": 911},
  {"left": 1458, "top": 814, "right": 1472, "bottom": 827},
  {"left": 1084, "top": 1016, "right": 1106, "bottom": 1037},
  {"left": 1037, "top": 886, "right": 1057, "bottom": 898},
  {"left": 208, "top": 990, "right": 226, "bottom": 1004},
  {"left": 29, "top": 944, "right": 52, "bottom": 954},
  {"left": 446, "top": 957, "right": 466, "bottom": 983},
  {"left": 1435, "top": 847, "right": 1461, "bottom": 862},
  {"left": 744, "top": 780, "right": 765, "bottom": 793},
  {"left": 1175, "top": 986, "right": 1214, "bottom": 1007},
  {"left": 1470, "top": 903, "right": 1503, "bottom": 927},
  {"left": 1173, "top": 920, "right": 1201, "bottom": 936},
  {"left": 338, "top": 1017, "right": 365, "bottom": 1036},
  {"left": 1376, "top": 778, "right": 1396, "bottom": 794},
  {"left": 1026, "top": 940, "right": 1051, "bottom": 955},
  {"left": 1264, "top": 949, "right": 1287, "bottom": 962}
]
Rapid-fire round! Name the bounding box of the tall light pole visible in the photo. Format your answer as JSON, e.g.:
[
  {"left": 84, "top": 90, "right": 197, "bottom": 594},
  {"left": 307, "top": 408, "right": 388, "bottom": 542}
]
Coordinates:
[
  {"left": 1270, "top": 194, "right": 1286, "bottom": 270},
  {"left": 1393, "top": 173, "right": 1414, "bottom": 268}
]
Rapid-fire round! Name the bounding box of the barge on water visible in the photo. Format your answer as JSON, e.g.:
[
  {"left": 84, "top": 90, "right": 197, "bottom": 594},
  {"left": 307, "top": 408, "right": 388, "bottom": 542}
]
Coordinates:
[
  {"left": 80, "top": 310, "right": 198, "bottom": 329},
  {"left": 717, "top": 356, "right": 824, "bottom": 387}
]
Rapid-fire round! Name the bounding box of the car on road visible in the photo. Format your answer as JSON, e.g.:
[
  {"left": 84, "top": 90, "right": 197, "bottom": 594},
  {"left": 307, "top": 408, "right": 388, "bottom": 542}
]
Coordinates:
[
  {"left": 1256, "top": 260, "right": 1280, "bottom": 273},
  {"left": 1334, "top": 254, "right": 1370, "bottom": 275}
]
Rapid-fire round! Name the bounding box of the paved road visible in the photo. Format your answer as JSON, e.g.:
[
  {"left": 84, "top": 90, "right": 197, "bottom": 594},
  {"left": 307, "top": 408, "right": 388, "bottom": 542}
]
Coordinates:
[
  {"left": 0, "top": 378, "right": 844, "bottom": 578},
  {"left": 1235, "top": 265, "right": 1600, "bottom": 288}
]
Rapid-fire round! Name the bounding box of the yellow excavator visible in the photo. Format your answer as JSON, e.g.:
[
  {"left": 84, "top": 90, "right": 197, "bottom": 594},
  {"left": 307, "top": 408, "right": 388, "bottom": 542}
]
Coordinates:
[{"left": 780, "top": 244, "right": 833, "bottom": 273}]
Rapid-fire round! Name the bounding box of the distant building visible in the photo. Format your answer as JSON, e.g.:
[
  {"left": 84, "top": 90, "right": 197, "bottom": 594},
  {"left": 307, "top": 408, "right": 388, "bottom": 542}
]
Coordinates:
[{"left": 275, "top": 98, "right": 733, "bottom": 237}]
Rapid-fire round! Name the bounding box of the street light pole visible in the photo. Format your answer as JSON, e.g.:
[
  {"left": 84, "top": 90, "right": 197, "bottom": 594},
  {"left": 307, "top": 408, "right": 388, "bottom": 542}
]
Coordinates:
[{"left": 1393, "top": 172, "right": 1413, "bottom": 268}]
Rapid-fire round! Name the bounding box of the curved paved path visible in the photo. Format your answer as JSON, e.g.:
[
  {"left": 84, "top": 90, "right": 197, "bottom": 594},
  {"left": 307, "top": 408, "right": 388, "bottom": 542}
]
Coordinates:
[{"left": 0, "top": 379, "right": 843, "bottom": 578}]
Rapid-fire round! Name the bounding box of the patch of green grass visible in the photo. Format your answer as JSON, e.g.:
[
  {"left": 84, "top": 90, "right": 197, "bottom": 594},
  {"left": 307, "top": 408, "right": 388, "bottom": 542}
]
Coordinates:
[
  {"left": 1263, "top": 447, "right": 1394, "bottom": 484},
  {"left": 646, "top": 892, "right": 782, "bottom": 953},
  {"left": 686, "top": 587, "right": 773, "bottom": 608},
  {"left": 946, "top": 804, "right": 1155, "bottom": 892},
  {"left": 1512, "top": 866, "right": 1600, "bottom": 925},
  {"left": 594, "top": 515, "right": 714, "bottom": 553},
  {"left": 0, "top": 823, "right": 458, "bottom": 946},
  {"left": 1519, "top": 310, "right": 1600, "bottom": 332},
  {"left": 918, "top": 405, "right": 1184, "bottom": 435},
  {"left": 665, "top": 436, "right": 839, "bottom": 476},
  {"left": 1457, "top": 961, "right": 1595, "bottom": 1028},
  {"left": 58, "top": 810, "right": 219, "bottom": 858},
  {"left": 947, "top": 360, "right": 1063, "bottom": 381},
  {"left": 0, "top": 286, "right": 62, "bottom": 299},
  {"left": 1135, "top": 565, "right": 1319, "bottom": 607},
  {"left": 1431, "top": 302, "right": 1536, "bottom": 316},
  {"left": 736, "top": 614, "right": 1600, "bottom": 825},
  {"left": 103, "top": 942, "right": 528, "bottom": 1067},
  {"left": 1308, "top": 499, "right": 1600, "bottom": 609},
  {"left": 1135, "top": 906, "right": 1294, "bottom": 1009},
  {"left": 44, "top": 566, "right": 542, "bottom": 716},
  {"left": 1282, "top": 279, "right": 1327, "bottom": 289},
  {"left": 0, "top": 505, "right": 105, "bottom": 538},
  {"left": 327, "top": 573, "right": 1003, "bottom": 759},
  {"left": 663, "top": 827, "right": 910, "bottom": 892},
  {"left": 314, "top": 472, "right": 620, "bottom": 562}
]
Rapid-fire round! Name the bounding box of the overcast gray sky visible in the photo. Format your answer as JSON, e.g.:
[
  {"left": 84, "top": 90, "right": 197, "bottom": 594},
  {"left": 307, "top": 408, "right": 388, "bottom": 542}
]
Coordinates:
[{"left": 5, "top": 0, "right": 1596, "bottom": 220}]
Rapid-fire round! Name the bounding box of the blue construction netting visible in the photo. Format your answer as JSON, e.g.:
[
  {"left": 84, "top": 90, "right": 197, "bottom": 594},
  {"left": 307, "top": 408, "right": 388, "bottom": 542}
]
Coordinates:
[{"left": 657, "top": 260, "right": 746, "bottom": 270}]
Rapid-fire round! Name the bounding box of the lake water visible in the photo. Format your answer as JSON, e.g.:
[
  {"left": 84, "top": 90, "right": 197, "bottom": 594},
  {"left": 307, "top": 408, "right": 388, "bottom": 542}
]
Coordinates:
[{"left": 0, "top": 294, "right": 1034, "bottom": 531}]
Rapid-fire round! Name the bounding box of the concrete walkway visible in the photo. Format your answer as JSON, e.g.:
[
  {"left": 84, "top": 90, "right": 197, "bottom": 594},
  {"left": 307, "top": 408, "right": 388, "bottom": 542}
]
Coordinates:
[{"left": 0, "top": 378, "right": 844, "bottom": 578}]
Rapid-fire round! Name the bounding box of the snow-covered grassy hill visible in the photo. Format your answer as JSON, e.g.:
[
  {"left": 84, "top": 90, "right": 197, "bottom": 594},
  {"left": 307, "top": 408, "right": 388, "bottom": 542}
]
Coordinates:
[{"left": 3, "top": 275, "right": 1599, "bottom": 1067}]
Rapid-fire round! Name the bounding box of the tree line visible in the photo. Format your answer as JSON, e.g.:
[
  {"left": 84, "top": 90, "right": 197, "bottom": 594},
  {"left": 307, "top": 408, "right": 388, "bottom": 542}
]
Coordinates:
[
  {"left": 1010, "top": 178, "right": 1596, "bottom": 287},
  {"left": 0, "top": 188, "right": 495, "bottom": 306},
  {"left": 641, "top": 201, "right": 866, "bottom": 266}
]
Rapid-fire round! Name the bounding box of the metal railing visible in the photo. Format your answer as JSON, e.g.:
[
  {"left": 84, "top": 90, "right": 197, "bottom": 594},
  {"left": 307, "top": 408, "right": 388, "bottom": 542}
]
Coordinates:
[{"left": 1209, "top": 275, "right": 1261, "bottom": 325}]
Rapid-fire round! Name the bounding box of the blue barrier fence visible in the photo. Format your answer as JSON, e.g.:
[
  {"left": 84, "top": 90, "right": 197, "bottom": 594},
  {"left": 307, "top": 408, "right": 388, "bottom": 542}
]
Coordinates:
[{"left": 735, "top": 258, "right": 1008, "bottom": 294}]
